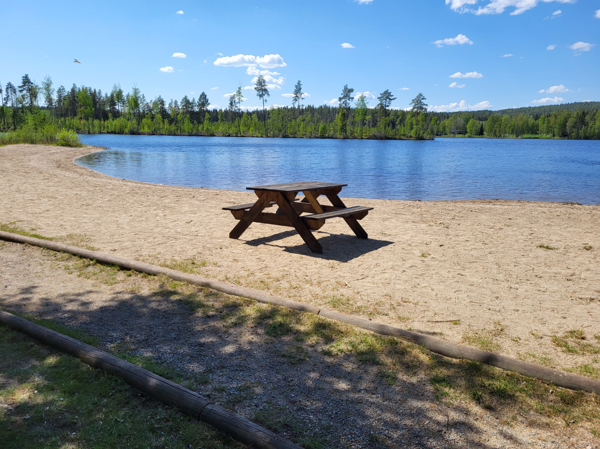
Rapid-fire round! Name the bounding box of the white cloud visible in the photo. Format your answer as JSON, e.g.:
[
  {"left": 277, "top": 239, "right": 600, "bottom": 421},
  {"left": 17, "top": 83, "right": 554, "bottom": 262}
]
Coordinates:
[
  {"left": 539, "top": 84, "right": 569, "bottom": 93},
  {"left": 432, "top": 34, "right": 473, "bottom": 47},
  {"left": 354, "top": 91, "right": 376, "bottom": 100},
  {"left": 546, "top": 44, "right": 556, "bottom": 50},
  {"left": 250, "top": 75, "right": 285, "bottom": 90},
  {"left": 449, "top": 71, "right": 483, "bottom": 78},
  {"left": 324, "top": 98, "right": 340, "bottom": 106},
  {"left": 243, "top": 86, "right": 254, "bottom": 90},
  {"left": 503, "top": 53, "right": 514, "bottom": 57},
  {"left": 446, "top": 0, "right": 576, "bottom": 16},
  {"left": 281, "top": 93, "right": 310, "bottom": 98},
  {"left": 595, "top": 9, "right": 600, "bottom": 18},
  {"left": 223, "top": 93, "right": 235, "bottom": 98},
  {"left": 341, "top": 43, "right": 355, "bottom": 49},
  {"left": 570, "top": 42, "right": 595, "bottom": 52},
  {"left": 398, "top": 87, "right": 410, "bottom": 91},
  {"left": 208, "top": 104, "right": 219, "bottom": 109},
  {"left": 211, "top": 87, "right": 219, "bottom": 90},
  {"left": 203, "top": 60, "right": 207, "bottom": 63},
  {"left": 429, "top": 99, "right": 492, "bottom": 112},
  {"left": 355, "top": 0, "right": 373, "bottom": 3},
  {"left": 449, "top": 82, "right": 466, "bottom": 88},
  {"left": 552, "top": 9, "right": 562, "bottom": 15},
  {"left": 159, "top": 66, "right": 174, "bottom": 73},
  {"left": 246, "top": 66, "right": 280, "bottom": 76},
  {"left": 532, "top": 97, "right": 564, "bottom": 104},
  {"left": 176, "top": 10, "right": 184, "bottom": 14},
  {"left": 214, "top": 54, "right": 287, "bottom": 68},
  {"left": 172, "top": 52, "right": 187, "bottom": 58}
]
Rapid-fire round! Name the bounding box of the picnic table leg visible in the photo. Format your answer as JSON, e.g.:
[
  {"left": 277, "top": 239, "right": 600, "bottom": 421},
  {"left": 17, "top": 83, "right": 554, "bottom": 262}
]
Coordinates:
[
  {"left": 325, "top": 193, "right": 369, "bottom": 239},
  {"left": 274, "top": 192, "right": 323, "bottom": 254},
  {"left": 229, "top": 191, "right": 272, "bottom": 239}
]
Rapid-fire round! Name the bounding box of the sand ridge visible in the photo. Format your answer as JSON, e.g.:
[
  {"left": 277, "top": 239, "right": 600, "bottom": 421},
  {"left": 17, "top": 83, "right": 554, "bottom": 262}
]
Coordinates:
[{"left": 1, "top": 144, "right": 599, "bottom": 368}]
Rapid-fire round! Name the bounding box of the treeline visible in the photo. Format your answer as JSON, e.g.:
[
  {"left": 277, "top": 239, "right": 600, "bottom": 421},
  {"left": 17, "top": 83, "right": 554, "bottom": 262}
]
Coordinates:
[{"left": 1, "top": 74, "right": 599, "bottom": 140}]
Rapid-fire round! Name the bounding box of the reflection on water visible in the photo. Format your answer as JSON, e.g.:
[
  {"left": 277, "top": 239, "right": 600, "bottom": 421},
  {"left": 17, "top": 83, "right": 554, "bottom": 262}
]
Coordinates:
[{"left": 77, "top": 135, "right": 600, "bottom": 204}]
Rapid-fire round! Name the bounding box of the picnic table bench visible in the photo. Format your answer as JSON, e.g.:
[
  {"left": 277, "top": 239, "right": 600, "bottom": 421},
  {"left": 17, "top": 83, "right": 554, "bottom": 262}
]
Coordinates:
[{"left": 223, "top": 181, "right": 373, "bottom": 253}]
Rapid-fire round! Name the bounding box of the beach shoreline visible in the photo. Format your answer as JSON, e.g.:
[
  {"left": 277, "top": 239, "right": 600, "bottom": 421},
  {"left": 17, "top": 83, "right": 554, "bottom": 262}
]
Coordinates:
[{"left": 1, "top": 144, "right": 599, "bottom": 369}]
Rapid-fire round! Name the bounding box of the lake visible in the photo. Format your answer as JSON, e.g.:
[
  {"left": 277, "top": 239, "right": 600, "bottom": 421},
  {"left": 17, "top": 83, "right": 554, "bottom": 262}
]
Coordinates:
[{"left": 76, "top": 135, "right": 600, "bottom": 204}]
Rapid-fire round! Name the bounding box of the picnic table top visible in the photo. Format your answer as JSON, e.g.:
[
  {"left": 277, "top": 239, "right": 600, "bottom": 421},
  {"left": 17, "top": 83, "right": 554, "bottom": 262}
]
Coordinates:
[{"left": 246, "top": 181, "right": 347, "bottom": 192}]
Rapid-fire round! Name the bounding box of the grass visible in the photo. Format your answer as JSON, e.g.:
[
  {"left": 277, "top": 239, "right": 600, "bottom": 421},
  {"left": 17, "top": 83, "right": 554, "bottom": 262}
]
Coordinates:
[
  {"left": 0, "top": 325, "right": 241, "bottom": 449},
  {"left": 0, "top": 221, "right": 53, "bottom": 241},
  {"left": 552, "top": 330, "right": 600, "bottom": 355},
  {"left": 537, "top": 244, "right": 557, "bottom": 250},
  {"left": 0, "top": 126, "right": 82, "bottom": 147}
]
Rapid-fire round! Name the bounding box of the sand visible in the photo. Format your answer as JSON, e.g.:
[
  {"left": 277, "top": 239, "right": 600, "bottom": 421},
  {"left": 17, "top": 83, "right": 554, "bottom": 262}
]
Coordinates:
[{"left": 1, "top": 144, "right": 599, "bottom": 368}]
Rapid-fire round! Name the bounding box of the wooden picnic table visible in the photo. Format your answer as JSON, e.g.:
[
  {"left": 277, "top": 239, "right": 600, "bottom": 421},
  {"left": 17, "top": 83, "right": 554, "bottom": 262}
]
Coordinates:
[{"left": 223, "top": 181, "right": 373, "bottom": 254}]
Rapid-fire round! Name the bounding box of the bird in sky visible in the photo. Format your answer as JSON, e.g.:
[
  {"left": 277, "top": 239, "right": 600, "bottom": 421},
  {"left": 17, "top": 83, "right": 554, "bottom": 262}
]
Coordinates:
[{"left": 74, "top": 59, "right": 81, "bottom": 64}]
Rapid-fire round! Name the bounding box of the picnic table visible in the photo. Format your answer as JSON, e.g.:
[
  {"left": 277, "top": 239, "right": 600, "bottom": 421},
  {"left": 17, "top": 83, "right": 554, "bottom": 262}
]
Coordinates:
[{"left": 223, "top": 181, "right": 373, "bottom": 254}]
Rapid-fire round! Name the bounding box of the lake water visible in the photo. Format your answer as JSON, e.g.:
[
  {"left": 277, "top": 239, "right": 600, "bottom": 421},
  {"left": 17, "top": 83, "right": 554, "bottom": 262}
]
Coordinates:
[{"left": 77, "top": 135, "right": 600, "bottom": 204}]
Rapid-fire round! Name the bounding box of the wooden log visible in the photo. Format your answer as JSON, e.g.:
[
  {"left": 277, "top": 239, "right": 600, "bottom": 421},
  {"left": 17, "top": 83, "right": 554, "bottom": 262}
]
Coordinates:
[
  {"left": 2, "top": 230, "right": 600, "bottom": 395},
  {"left": 0, "top": 309, "right": 303, "bottom": 449}
]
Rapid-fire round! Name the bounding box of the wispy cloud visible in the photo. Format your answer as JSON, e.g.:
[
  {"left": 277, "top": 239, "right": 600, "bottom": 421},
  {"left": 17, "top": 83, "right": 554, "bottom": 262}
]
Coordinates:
[
  {"left": 282, "top": 93, "right": 311, "bottom": 98},
  {"left": 547, "top": 44, "right": 556, "bottom": 50},
  {"left": 446, "top": 0, "right": 576, "bottom": 16},
  {"left": 429, "top": 99, "right": 492, "bottom": 112},
  {"left": 341, "top": 43, "right": 355, "bottom": 49},
  {"left": 355, "top": 0, "right": 373, "bottom": 4},
  {"left": 553, "top": 9, "right": 562, "bottom": 15},
  {"left": 247, "top": 66, "right": 280, "bottom": 76},
  {"left": 432, "top": 34, "right": 473, "bottom": 47},
  {"left": 449, "top": 71, "right": 483, "bottom": 78},
  {"left": 211, "top": 87, "right": 219, "bottom": 90},
  {"left": 532, "top": 96, "right": 564, "bottom": 104},
  {"left": 159, "top": 66, "right": 174, "bottom": 73},
  {"left": 595, "top": 9, "right": 600, "bottom": 18},
  {"left": 570, "top": 42, "right": 595, "bottom": 53},
  {"left": 324, "top": 98, "right": 340, "bottom": 106},
  {"left": 539, "top": 84, "right": 569, "bottom": 94},
  {"left": 502, "top": 53, "right": 514, "bottom": 57},
  {"left": 398, "top": 87, "right": 410, "bottom": 91},
  {"left": 449, "top": 82, "right": 466, "bottom": 88},
  {"left": 172, "top": 52, "right": 187, "bottom": 58},
  {"left": 214, "top": 54, "right": 287, "bottom": 68},
  {"left": 176, "top": 10, "right": 184, "bottom": 14}
]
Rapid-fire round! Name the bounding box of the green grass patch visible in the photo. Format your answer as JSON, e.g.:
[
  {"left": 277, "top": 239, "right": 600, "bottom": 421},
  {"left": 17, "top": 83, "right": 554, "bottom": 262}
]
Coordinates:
[
  {"left": 0, "top": 222, "right": 53, "bottom": 241},
  {"left": 537, "top": 244, "right": 557, "bottom": 250},
  {"left": 0, "top": 126, "right": 82, "bottom": 147},
  {"left": 552, "top": 330, "right": 600, "bottom": 355},
  {"left": 0, "top": 325, "right": 240, "bottom": 449}
]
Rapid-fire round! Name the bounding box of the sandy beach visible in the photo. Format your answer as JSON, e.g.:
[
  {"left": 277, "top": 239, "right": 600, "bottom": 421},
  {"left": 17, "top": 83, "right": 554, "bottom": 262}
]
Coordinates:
[{"left": 1, "top": 144, "right": 599, "bottom": 367}]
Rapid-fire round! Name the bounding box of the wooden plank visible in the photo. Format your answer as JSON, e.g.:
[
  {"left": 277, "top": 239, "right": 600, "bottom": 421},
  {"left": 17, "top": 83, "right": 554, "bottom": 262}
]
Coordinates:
[
  {"left": 291, "top": 202, "right": 342, "bottom": 214},
  {"left": 326, "top": 194, "right": 369, "bottom": 239},
  {"left": 223, "top": 202, "right": 276, "bottom": 211},
  {"left": 302, "top": 206, "right": 372, "bottom": 221},
  {"left": 229, "top": 192, "right": 273, "bottom": 239},
  {"left": 302, "top": 190, "right": 324, "bottom": 213},
  {"left": 246, "top": 181, "right": 347, "bottom": 192},
  {"left": 274, "top": 192, "right": 323, "bottom": 253}
]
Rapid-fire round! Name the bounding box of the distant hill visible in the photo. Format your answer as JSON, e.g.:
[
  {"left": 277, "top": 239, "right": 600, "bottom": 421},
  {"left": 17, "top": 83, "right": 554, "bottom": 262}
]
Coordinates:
[{"left": 433, "top": 101, "right": 600, "bottom": 121}]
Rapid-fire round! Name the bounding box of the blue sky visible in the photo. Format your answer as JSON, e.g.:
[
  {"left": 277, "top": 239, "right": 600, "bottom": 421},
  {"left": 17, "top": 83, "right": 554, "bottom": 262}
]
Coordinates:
[{"left": 1, "top": 0, "right": 598, "bottom": 112}]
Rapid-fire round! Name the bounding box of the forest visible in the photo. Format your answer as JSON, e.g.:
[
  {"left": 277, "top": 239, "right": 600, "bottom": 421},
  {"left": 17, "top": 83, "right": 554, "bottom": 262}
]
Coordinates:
[{"left": 2, "top": 74, "right": 600, "bottom": 142}]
